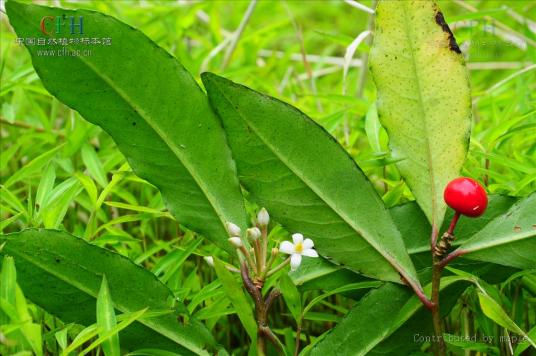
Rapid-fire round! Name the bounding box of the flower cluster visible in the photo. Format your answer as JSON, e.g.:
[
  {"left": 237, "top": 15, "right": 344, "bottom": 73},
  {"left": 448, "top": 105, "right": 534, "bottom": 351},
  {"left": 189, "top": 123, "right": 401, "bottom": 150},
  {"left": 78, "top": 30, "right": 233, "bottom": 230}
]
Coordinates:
[{"left": 205, "top": 208, "right": 318, "bottom": 279}]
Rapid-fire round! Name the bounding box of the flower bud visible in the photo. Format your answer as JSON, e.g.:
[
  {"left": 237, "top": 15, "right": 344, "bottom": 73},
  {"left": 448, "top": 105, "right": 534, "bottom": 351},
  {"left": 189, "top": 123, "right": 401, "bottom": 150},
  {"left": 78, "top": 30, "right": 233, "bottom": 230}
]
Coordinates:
[
  {"left": 247, "top": 227, "right": 261, "bottom": 241},
  {"left": 257, "top": 208, "right": 270, "bottom": 226},
  {"left": 226, "top": 222, "right": 241, "bottom": 237},
  {"left": 228, "top": 237, "right": 243, "bottom": 248},
  {"left": 271, "top": 247, "right": 279, "bottom": 256},
  {"left": 203, "top": 256, "right": 214, "bottom": 267}
]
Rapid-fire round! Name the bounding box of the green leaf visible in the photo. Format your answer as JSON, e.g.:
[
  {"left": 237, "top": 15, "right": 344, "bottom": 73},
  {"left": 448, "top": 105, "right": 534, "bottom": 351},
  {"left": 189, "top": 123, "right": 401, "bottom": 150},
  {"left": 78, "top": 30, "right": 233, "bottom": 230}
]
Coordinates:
[
  {"left": 388, "top": 195, "right": 536, "bottom": 270},
  {"left": 477, "top": 292, "right": 536, "bottom": 349},
  {"left": 288, "top": 257, "right": 340, "bottom": 286},
  {"left": 153, "top": 238, "right": 202, "bottom": 284},
  {"left": 74, "top": 172, "right": 99, "bottom": 207},
  {"left": 279, "top": 274, "right": 302, "bottom": 322},
  {"left": 302, "top": 281, "right": 382, "bottom": 319},
  {"left": 0, "top": 229, "right": 214, "bottom": 355},
  {"left": 35, "top": 164, "right": 56, "bottom": 211},
  {"left": 79, "top": 308, "right": 148, "bottom": 356},
  {"left": 443, "top": 333, "right": 499, "bottom": 355},
  {"left": 97, "top": 275, "right": 121, "bottom": 356},
  {"left": 369, "top": 0, "right": 472, "bottom": 228},
  {"left": 81, "top": 143, "right": 108, "bottom": 188},
  {"left": 39, "top": 177, "right": 82, "bottom": 228},
  {"left": 310, "top": 276, "right": 468, "bottom": 356},
  {"left": 0, "top": 257, "right": 43, "bottom": 355},
  {"left": 0, "top": 212, "right": 23, "bottom": 232},
  {"left": 202, "top": 73, "right": 421, "bottom": 292},
  {"left": 3, "top": 144, "right": 63, "bottom": 188},
  {"left": 455, "top": 193, "right": 536, "bottom": 268},
  {"left": 212, "top": 258, "right": 257, "bottom": 342},
  {"left": 364, "top": 103, "right": 383, "bottom": 153},
  {"left": 0, "top": 255, "right": 17, "bottom": 325},
  {"left": 514, "top": 324, "right": 536, "bottom": 356},
  {"left": 0, "top": 185, "right": 27, "bottom": 217},
  {"left": 6, "top": 1, "right": 247, "bottom": 253}
]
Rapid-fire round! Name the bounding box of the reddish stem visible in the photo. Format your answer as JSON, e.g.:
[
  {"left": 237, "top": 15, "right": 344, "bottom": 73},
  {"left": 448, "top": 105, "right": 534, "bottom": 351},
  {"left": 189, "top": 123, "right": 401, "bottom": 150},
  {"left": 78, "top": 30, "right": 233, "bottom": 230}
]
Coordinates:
[
  {"left": 447, "top": 211, "right": 461, "bottom": 235},
  {"left": 438, "top": 249, "right": 465, "bottom": 269},
  {"left": 417, "top": 288, "right": 435, "bottom": 310}
]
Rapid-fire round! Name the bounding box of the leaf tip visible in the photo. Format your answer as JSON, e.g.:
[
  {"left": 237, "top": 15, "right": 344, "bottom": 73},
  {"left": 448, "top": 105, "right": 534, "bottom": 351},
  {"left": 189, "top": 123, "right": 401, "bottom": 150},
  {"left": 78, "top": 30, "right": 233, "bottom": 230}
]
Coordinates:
[{"left": 200, "top": 72, "right": 218, "bottom": 87}]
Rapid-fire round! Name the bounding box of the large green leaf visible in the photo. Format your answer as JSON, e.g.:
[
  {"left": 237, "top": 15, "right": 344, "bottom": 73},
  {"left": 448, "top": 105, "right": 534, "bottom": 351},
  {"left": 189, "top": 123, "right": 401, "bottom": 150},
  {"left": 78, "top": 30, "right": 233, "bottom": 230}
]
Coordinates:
[
  {"left": 0, "top": 229, "right": 213, "bottom": 355},
  {"left": 369, "top": 0, "right": 472, "bottom": 228},
  {"left": 5, "top": 1, "right": 246, "bottom": 253},
  {"left": 202, "top": 73, "right": 421, "bottom": 292},
  {"left": 310, "top": 276, "right": 469, "bottom": 356},
  {"left": 454, "top": 193, "right": 536, "bottom": 268}
]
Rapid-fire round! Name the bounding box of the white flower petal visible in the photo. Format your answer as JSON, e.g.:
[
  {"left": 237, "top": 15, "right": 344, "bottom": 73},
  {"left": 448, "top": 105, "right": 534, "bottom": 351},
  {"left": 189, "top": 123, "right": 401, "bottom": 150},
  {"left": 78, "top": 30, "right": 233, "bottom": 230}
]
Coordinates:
[
  {"left": 302, "top": 249, "right": 318, "bottom": 258},
  {"left": 302, "top": 238, "right": 314, "bottom": 250},
  {"left": 279, "top": 241, "right": 295, "bottom": 255},
  {"left": 292, "top": 233, "right": 303, "bottom": 245},
  {"left": 290, "top": 253, "right": 302, "bottom": 271}
]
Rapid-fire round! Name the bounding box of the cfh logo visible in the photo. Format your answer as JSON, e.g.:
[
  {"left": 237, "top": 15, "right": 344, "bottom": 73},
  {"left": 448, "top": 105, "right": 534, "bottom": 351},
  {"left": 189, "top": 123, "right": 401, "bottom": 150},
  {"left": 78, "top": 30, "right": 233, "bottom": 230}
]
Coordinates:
[{"left": 40, "top": 15, "right": 84, "bottom": 35}]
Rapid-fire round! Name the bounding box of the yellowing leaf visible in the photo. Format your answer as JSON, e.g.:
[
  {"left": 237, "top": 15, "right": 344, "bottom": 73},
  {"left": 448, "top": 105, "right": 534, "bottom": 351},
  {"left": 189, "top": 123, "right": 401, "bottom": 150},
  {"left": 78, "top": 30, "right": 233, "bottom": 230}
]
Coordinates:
[{"left": 369, "top": 0, "right": 472, "bottom": 228}]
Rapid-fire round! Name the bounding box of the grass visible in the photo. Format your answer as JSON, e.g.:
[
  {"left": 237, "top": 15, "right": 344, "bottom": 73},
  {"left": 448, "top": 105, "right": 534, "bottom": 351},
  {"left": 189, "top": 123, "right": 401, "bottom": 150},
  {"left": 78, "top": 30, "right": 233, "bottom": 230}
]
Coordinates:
[{"left": 0, "top": 0, "right": 535, "bottom": 355}]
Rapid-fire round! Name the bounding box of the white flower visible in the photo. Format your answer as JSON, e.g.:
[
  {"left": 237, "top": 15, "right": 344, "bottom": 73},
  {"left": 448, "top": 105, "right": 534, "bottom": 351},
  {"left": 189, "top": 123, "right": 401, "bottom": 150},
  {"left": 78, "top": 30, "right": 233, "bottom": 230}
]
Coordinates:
[
  {"left": 257, "top": 208, "right": 270, "bottom": 226},
  {"left": 247, "top": 227, "right": 261, "bottom": 240},
  {"left": 228, "top": 237, "right": 243, "bottom": 248},
  {"left": 226, "top": 222, "right": 241, "bottom": 237},
  {"left": 279, "top": 233, "right": 318, "bottom": 271},
  {"left": 203, "top": 256, "right": 214, "bottom": 267}
]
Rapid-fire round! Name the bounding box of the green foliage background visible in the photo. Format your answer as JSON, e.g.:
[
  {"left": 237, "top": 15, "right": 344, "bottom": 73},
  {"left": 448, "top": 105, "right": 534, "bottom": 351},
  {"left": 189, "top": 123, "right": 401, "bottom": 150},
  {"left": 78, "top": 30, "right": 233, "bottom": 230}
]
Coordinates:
[{"left": 0, "top": 0, "right": 535, "bottom": 355}]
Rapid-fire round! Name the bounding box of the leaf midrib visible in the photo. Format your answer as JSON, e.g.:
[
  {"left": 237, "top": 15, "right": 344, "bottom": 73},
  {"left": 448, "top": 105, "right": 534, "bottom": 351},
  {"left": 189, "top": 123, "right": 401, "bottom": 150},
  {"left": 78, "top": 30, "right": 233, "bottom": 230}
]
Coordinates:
[
  {"left": 210, "top": 79, "right": 419, "bottom": 287},
  {"left": 13, "top": 7, "right": 229, "bottom": 239},
  {"left": 400, "top": 2, "right": 438, "bottom": 227}
]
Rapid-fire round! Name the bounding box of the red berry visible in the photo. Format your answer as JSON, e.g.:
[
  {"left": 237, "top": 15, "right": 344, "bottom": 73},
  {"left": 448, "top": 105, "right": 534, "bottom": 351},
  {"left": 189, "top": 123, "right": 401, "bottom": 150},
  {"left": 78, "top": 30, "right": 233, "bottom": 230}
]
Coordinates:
[{"left": 444, "top": 177, "right": 488, "bottom": 217}]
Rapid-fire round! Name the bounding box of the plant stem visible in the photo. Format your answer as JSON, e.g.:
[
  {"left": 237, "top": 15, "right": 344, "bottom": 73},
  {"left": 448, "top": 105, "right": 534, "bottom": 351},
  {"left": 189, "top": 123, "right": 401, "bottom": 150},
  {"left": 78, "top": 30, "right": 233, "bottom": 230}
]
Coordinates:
[
  {"left": 294, "top": 321, "right": 302, "bottom": 356},
  {"left": 240, "top": 261, "right": 284, "bottom": 354},
  {"left": 239, "top": 245, "right": 258, "bottom": 274},
  {"left": 257, "top": 333, "right": 266, "bottom": 356},
  {"left": 254, "top": 239, "right": 263, "bottom": 273},
  {"left": 430, "top": 210, "right": 466, "bottom": 354},
  {"left": 447, "top": 211, "right": 460, "bottom": 235},
  {"left": 261, "top": 225, "right": 268, "bottom": 271},
  {"left": 266, "top": 257, "right": 290, "bottom": 277},
  {"left": 438, "top": 249, "right": 464, "bottom": 269},
  {"left": 431, "top": 256, "right": 446, "bottom": 355},
  {"left": 260, "top": 249, "right": 278, "bottom": 280}
]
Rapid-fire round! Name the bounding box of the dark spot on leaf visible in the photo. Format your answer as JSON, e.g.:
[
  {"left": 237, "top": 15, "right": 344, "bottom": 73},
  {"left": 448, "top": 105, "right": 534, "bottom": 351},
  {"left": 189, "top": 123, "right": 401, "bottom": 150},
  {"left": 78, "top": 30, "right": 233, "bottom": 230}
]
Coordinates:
[
  {"left": 434, "top": 11, "right": 461, "bottom": 54},
  {"left": 55, "top": 257, "right": 61, "bottom": 263},
  {"left": 132, "top": 121, "right": 136, "bottom": 126},
  {"left": 514, "top": 225, "right": 521, "bottom": 232}
]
